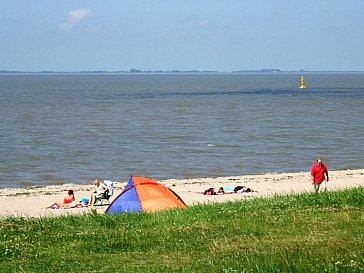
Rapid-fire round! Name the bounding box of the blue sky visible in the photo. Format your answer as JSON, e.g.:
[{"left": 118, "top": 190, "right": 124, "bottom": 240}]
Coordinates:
[{"left": 1, "top": 1, "right": 363, "bottom": 71}]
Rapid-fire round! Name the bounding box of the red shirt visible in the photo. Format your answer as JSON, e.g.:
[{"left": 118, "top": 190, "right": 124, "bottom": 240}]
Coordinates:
[{"left": 311, "top": 163, "right": 328, "bottom": 184}]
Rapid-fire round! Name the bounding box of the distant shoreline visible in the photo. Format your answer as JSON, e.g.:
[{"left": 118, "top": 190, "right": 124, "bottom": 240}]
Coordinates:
[{"left": 1, "top": 70, "right": 364, "bottom": 74}]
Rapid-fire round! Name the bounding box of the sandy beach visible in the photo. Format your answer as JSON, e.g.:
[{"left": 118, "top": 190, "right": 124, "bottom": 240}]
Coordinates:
[{"left": 0, "top": 169, "right": 363, "bottom": 218}]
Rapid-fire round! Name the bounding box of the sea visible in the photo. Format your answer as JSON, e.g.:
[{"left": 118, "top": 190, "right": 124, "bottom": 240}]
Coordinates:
[{"left": 0, "top": 72, "right": 363, "bottom": 189}]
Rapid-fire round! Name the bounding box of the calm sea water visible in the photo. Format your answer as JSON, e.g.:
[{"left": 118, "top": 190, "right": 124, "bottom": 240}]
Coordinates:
[{"left": 0, "top": 73, "right": 363, "bottom": 188}]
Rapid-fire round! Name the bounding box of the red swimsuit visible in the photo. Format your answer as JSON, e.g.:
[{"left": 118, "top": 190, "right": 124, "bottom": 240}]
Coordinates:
[{"left": 63, "top": 197, "right": 73, "bottom": 204}]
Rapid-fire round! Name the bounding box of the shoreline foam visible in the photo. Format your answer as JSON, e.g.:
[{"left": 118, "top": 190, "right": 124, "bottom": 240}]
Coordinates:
[{"left": 1, "top": 169, "right": 363, "bottom": 218}]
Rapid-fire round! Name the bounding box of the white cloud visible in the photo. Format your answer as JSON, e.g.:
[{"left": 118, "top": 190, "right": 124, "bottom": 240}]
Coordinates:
[{"left": 60, "top": 8, "right": 92, "bottom": 30}]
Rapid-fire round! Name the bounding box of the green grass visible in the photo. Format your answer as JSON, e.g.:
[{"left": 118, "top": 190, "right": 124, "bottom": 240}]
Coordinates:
[{"left": 1, "top": 187, "right": 363, "bottom": 273}]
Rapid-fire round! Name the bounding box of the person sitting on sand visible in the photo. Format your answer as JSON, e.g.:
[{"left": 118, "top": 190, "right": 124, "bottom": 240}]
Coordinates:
[
  {"left": 89, "top": 179, "right": 109, "bottom": 206},
  {"left": 45, "top": 189, "right": 80, "bottom": 209}
]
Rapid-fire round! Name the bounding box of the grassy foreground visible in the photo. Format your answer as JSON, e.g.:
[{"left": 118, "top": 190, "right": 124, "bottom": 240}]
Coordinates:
[{"left": 1, "top": 188, "right": 363, "bottom": 273}]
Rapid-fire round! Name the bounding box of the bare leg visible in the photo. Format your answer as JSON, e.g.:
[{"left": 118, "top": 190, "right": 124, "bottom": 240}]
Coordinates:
[
  {"left": 89, "top": 193, "right": 96, "bottom": 206},
  {"left": 45, "top": 201, "right": 62, "bottom": 209},
  {"left": 314, "top": 184, "right": 320, "bottom": 193},
  {"left": 63, "top": 202, "right": 81, "bottom": 209}
]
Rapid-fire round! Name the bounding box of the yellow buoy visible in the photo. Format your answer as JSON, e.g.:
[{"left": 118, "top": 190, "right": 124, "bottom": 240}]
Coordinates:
[{"left": 300, "top": 76, "right": 306, "bottom": 89}]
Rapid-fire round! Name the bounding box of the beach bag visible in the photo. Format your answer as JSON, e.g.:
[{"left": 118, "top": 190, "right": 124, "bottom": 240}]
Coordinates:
[{"left": 80, "top": 197, "right": 89, "bottom": 205}]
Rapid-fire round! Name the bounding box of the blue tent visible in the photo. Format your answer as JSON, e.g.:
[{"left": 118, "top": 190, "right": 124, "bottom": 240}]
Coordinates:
[{"left": 105, "top": 176, "right": 187, "bottom": 214}]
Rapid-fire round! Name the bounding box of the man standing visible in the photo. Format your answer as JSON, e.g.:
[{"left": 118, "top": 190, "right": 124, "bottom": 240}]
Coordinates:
[{"left": 311, "top": 158, "right": 329, "bottom": 193}]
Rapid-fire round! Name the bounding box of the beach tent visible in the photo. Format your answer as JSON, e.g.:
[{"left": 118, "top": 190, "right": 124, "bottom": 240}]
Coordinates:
[{"left": 105, "top": 176, "right": 187, "bottom": 214}]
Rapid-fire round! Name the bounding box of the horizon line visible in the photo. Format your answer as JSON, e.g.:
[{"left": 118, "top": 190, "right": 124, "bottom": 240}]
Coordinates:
[{"left": 1, "top": 69, "right": 364, "bottom": 74}]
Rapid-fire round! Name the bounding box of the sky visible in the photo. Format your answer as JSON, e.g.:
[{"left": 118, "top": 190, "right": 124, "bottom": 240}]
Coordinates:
[{"left": 1, "top": 1, "right": 364, "bottom": 72}]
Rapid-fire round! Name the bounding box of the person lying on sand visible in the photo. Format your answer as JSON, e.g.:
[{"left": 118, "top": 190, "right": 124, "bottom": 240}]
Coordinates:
[
  {"left": 217, "top": 187, "right": 225, "bottom": 195},
  {"left": 45, "top": 189, "right": 81, "bottom": 209},
  {"left": 202, "top": 187, "right": 229, "bottom": 195},
  {"left": 234, "top": 185, "right": 254, "bottom": 193},
  {"left": 203, "top": 188, "right": 217, "bottom": 195}
]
